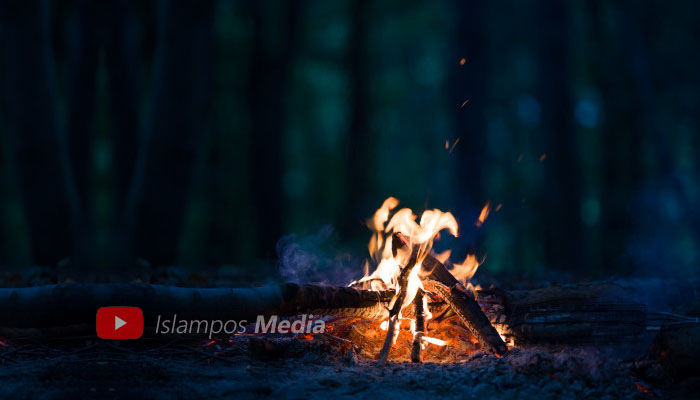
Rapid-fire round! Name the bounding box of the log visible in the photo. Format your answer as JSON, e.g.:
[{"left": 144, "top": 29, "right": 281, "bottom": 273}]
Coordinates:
[
  {"left": 0, "top": 283, "right": 393, "bottom": 330},
  {"left": 476, "top": 279, "right": 700, "bottom": 348},
  {"left": 378, "top": 248, "right": 420, "bottom": 364},
  {"left": 393, "top": 233, "right": 507, "bottom": 354},
  {"left": 429, "top": 281, "right": 507, "bottom": 355},
  {"left": 411, "top": 289, "right": 425, "bottom": 363}
]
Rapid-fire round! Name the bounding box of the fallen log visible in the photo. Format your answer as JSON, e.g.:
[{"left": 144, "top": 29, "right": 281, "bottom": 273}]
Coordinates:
[
  {"left": 0, "top": 283, "right": 393, "bottom": 329},
  {"left": 477, "top": 279, "right": 700, "bottom": 347},
  {"left": 393, "top": 232, "right": 508, "bottom": 354}
]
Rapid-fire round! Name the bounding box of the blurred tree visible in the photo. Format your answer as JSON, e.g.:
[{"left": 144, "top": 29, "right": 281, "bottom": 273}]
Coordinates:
[
  {"left": 246, "top": 0, "right": 301, "bottom": 261},
  {"left": 450, "top": 0, "right": 488, "bottom": 250},
  {"left": 123, "top": 0, "right": 214, "bottom": 267},
  {"left": 0, "top": 0, "right": 85, "bottom": 267},
  {"left": 341, "top": 0, "right": 371, "bottom": 241},
  {"left": 65, "top": 0, "right": 142, "bottom": 270},
  {"left": 537, "top": 1, "right": 582, "bottom": 273}
]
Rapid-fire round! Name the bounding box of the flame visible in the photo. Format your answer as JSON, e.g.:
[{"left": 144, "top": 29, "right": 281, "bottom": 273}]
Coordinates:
[
  {"left": 449, "top": 254, "right": 481, "bottom": 286},
  {"left": 356, "top": 197, "right": 485, "bottom": 292}
]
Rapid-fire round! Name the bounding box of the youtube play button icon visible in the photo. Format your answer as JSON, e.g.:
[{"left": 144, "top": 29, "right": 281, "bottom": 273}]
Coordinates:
[{"left": 96, "top": 306, "right": 144, "bottom": 339}]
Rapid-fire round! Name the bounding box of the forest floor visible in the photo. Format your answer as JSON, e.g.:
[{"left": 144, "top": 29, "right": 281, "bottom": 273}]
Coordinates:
[
  {"left": 1, "top": 267, "right": 698, "bottom": 399},
  {"left": 1, "top": 331, "right": 698, "bottom": 399}
]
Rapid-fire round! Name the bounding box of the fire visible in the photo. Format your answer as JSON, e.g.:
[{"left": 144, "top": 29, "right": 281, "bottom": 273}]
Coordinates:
[
  {"left": 352, "top": 197, "right": 492, "bottom": 356},
  {"left": 355, "top": 198, "right": 460, "bottom": 292}
]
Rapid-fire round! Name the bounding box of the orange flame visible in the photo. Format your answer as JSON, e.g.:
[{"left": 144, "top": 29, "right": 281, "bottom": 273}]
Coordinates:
[{"left": 449, "top": 254, "right": 481, "bottom": 286}]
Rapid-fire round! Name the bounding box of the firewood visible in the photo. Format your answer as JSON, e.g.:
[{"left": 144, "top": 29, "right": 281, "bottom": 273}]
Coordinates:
[
  {"left": 477, "top": 280, "right": 700, "bottom": 346},
  {"left": 378, "top": 248, "right": 420, "bottom": 364},
  {"left": 393, "top": 232, "right": 507, "bottom": 355},
  {"left": 0, "top": 283, "right": 393, "bottom": 330},
  {"left": 429, "top": 280, "right": 507, "bottom": 355},
  {"left": 411, "top": 289, "right": 425, "bottom": 363}
]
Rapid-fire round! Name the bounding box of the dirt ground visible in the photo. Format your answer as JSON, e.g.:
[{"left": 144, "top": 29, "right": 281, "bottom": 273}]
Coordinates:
[{"left": 1, "top": 333, "right": 698, "bottom": 400}]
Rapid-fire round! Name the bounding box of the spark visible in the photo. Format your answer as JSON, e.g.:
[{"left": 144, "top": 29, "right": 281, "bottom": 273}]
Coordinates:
[
  {"left": 449, "top": 138, "right": 460, "bottom": 153},
  {"left": 475, "top": 202, "right": 491, "bottom": 227}
]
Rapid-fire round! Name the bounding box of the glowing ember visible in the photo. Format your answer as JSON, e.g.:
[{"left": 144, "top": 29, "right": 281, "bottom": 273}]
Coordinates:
[{"left": 635, "top": 382, "right": 652, "bottom": 396}]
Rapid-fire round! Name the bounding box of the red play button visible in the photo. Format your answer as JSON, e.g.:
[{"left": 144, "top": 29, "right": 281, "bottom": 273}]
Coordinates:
[{"left": 96, "top": 306, "right": 143, "bottom": 339}]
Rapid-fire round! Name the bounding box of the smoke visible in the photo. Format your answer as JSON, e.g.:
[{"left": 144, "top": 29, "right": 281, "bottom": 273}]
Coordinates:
[{"left": 276, "top": 225, "right": 364, "bottom": 285}]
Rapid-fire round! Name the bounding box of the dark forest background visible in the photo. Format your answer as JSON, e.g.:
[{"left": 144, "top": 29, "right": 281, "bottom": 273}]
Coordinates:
[{"left": 1, "top": 0, "right": 699, "bottom": 282}]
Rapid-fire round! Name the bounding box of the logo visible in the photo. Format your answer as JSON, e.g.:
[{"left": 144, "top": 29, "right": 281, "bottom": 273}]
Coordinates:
[{"left": 96, "top": 306, "right": 144, "bottom": 339}]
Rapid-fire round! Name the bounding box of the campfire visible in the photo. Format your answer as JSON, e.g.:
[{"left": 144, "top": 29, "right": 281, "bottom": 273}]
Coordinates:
[
  {"left": 1, "top": 198, "right": 699, "bottom": 398},
  {"left": 345, "top": 196, "right": 506, "bottom": 363}
]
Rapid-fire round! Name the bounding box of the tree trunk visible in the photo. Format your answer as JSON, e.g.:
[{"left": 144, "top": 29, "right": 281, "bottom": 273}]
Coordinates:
[
  {"left": 247, "top": 0, "right": 301, "bottom": 261},
  {"left": 342, "top": 0, "right": 372, "bottom": 240},
  {"left": 122, "top": 0, "right": 215, "bottom": 268},
  {"left": 0, "top": 0, "right": 83, "bottom": 267},
  {"left": 450, "top": 0, "right": 489, "bottom": 229},
  {"left": 537, "top": 2, "right": 582, "bottom": 273}
]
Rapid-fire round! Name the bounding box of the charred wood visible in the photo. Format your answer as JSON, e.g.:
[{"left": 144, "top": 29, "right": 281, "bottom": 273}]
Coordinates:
[{"left": 411, "top": 289, "right": 425, "bottom": 363}]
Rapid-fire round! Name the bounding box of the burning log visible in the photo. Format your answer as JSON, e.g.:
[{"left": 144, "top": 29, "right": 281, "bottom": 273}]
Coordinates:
[
  {"left": 0, "top": 283, "right": 393, "bottom": 331},
  {"left": 393, "top": 233, "right": 508, "bottom": 355},
  {"left": 429, "top": 281, "right": 507, "bottom": 355},
  {"left": 378, "top": 248, "right": 420, "bottom": 364},
  {"left": 411, "top": 289, "right": 425, "bottom": 363}
]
